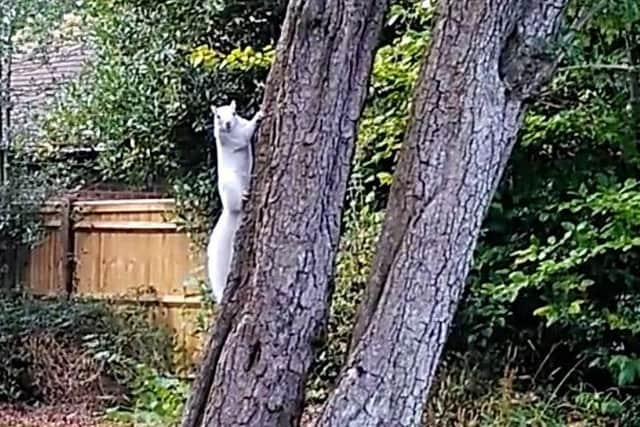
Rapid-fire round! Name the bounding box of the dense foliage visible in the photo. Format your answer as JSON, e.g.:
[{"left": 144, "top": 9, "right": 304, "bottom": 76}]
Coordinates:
[
  {"left": 458, "top": 0, "right": 640, "bottom": 388},
  {"left": 0, "top": 163, "right": 58, "bottom": 289},
  {"left": 0, "top": 293, "right": 173, "bottom": 404},
  {"left": 0, "top": 165, "right": 51, "bottom": 249},
  {"left": 33, "top": 0, "right": 282, "bottom": 244},
  {"left": 8, "top": 0, "right": 640, "bottom": 424}
]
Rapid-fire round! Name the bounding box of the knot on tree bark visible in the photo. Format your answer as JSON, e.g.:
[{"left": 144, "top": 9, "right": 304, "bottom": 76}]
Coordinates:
[
  {"left": 498, "top": 28, "right": 556, "bottom": 100},
  {"left": 300, "top": 0, "right": 327, "bottom": 33}
]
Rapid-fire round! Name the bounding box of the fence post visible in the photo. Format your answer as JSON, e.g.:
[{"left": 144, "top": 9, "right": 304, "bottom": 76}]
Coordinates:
[
  {"left": 59, "top": 196, "right": 73, "bottom": 297},
  {"left": 14, "top": 244, "right": 24, "bottom": 289},
  {"left": 0, "top": 244, "right": 11, "bottom": 290}
]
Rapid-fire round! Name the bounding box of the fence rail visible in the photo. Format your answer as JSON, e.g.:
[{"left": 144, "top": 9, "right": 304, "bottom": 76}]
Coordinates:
[{"left": 7, "top": 197, "right": 206, "bottom": 369}]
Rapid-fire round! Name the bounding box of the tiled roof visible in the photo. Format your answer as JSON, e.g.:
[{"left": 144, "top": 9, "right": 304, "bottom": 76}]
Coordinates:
[{"left": 9, "top": 42, "right": 90, "bottom": 141}]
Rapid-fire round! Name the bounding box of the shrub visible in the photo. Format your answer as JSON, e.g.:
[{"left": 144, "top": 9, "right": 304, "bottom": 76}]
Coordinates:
[
  {"left": 424, "top": 354, "right": 635, "bottom": 427},
  {"left": 452, "top": 1, "right": 640, "bottom": 389},
  {"left": 105, "top": 364, "right": 189, "bottom": 427},
  {"left": 0, "top": 163, "right": 54, "bottom": 249},
  {"left": 0, "top": 293, "right": 173, "bottom": 404},
  {"left": 23, "top": 331, "right": 106, "bottom": 405},
  {"left": 463, "top": 179, "right": 640, "bottom": 385},
  {"left": 0, "top": 160, "right": 60, "bottom": 289}
]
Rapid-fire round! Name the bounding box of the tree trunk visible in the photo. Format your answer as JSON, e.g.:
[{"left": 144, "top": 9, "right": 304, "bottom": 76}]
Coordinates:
[
  {"left": 181, "top": 1, "right": 389, "bottom": 426},
  {"left": 0, "top": 20, "right": 9, "bottom": 185},
  {"left": 1, "top": 43, "right": 11, "bottom": 185},
  {"left": 321, "top": 1, "right": 569, "bottom": 425}
]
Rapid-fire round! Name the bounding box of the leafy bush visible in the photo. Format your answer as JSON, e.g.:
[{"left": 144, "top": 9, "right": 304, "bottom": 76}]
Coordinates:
[
  {"left": 0, "top": 293, "right": 173, "bottom": 404},
  {"left": 443, "top": 0, "right": 640, "bottom": 404},
  {"left": 0, "top": 166, "right": 51, "bottom": 249},
  {"left": 105, "top": 364, "right": 188, "bottom": 427},
  {"left": 466, "top": 180, "right": 640, "bottom": 383},
  {"left": 352, "top": 2, "right": 431, "bottom": 209},
  {"left": 0, "top": 160, "right": 60, "bottom": 288}
]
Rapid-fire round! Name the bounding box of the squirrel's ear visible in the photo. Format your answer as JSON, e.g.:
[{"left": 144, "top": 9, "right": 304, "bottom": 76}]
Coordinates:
[
  {"left": 230, "top": 100, "right": 236, "bottom": 111},
  {"left": 210, "top": 105, "right": 217, "bottom": 115}
]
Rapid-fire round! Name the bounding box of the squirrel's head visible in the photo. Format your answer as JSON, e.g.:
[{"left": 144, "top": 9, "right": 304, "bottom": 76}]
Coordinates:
[{"left": 211, "top": 100, "right": 238, "bottom": 133}]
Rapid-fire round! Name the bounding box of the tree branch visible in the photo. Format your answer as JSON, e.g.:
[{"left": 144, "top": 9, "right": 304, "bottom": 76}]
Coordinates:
[
  {"left": 554, "top": 0, "right": 608, "bottom": 68},
  {"left": 561, "top": 0, "right": 607, "bottom": 45},
  {"left": 558, "top": 63, "right": 638, "bottom": 73}
]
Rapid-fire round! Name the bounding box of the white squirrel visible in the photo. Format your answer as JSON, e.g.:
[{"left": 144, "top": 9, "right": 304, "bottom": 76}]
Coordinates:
[{"left": 207, "top": 100, "right": 264, "bottom": 303}]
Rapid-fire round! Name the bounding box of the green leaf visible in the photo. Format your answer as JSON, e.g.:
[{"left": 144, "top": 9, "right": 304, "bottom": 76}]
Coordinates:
[
  {"left": 568, "top": 299, "right": 583, "bottom": 315},
  {"left": 618, "top": 364, "right": 637, "bottom": 386},
  {"left": 376, "top": 172, "right": 393, "bottom": 185}
]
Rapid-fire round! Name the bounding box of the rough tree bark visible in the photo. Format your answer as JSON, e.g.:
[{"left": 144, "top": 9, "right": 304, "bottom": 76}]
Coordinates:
[
  {"left": 181, "top": 1, "right": 389, "bottom": 426},
  {"left": 320, "top": 1, "right": 569, "bottom": 425}
]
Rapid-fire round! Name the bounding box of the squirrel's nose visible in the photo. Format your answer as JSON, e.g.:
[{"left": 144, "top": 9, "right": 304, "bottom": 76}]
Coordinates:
[{"left": 225, "top": 122, "right": 231, "bottom": 131}]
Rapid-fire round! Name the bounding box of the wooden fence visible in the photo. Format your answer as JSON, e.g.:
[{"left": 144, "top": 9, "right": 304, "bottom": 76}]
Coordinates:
[{"left": 10, "top": 198, "right": 207, "bottom": 370}]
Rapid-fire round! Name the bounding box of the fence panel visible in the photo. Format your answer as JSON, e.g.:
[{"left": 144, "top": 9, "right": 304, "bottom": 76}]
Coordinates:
[
  {"left": 71, "top": 199, "right": 205, "bottom": 365},
  {"left": 72, "top": 199, "right": 195, "bottom": 296},
  {"left": 18, "top": 198, "right": 207, "bottom": 368}
]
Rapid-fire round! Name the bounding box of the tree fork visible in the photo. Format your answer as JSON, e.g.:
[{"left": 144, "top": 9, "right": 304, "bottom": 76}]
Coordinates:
[
  {"left": 181, "top": 1, "right": 389, "bottom": 426},
  {"left": 327, "top": 1, "right": 569, "bottom": 425}
]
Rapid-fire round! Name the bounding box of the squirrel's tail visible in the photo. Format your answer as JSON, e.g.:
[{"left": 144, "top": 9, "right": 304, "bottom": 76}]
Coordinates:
[{"left": 206, "top": 209, "right": 242, "bottom": 303}]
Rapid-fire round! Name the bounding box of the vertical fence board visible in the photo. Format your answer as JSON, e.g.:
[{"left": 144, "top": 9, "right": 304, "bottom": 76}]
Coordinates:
[{"left": 24, "top": 201, "right": 66, "bottom": 295}]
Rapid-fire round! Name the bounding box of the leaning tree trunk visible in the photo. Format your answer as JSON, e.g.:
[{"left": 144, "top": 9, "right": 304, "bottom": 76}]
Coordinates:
[
  {"left": 318, "top": 1, "right": 569, "bottom": 425},
  {"left": 181, "top": 1, "right": 389, "bottom": 426}
]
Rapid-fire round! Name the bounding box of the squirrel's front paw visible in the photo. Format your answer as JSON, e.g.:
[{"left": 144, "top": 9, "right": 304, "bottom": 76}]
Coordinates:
[{"left": 254, "top": 110, "right": 265, "bottom": 121}]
